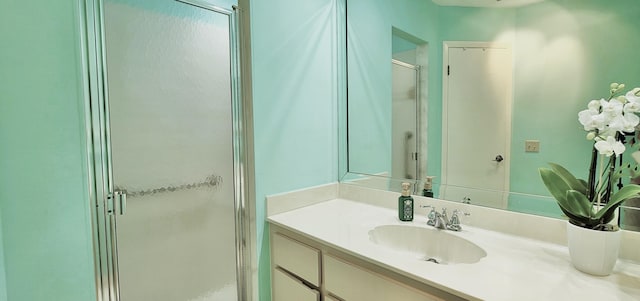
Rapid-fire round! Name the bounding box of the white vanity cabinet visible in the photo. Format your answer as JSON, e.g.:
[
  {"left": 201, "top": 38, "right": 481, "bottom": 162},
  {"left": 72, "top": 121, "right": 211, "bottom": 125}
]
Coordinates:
[
  {"left": 272, "top": 267, "right": 320, "bottom": 301},
  {"left": 324, "top": 254, "right": 442, "bottom": 301},
  {"left": 270, "top": 227, "right": 458, "bottom": 301},
  {"left": 325, "top": 295, "right": 343, "bottom": 301},
  {"left": 271, "top": 232, "right": 321, "bottom": 301}
]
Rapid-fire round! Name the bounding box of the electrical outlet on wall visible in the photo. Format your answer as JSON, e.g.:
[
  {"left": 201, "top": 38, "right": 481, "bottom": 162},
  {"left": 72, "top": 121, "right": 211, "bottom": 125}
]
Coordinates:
[{"left": 525, "top": 140, "right": 540, "bottom": 152}]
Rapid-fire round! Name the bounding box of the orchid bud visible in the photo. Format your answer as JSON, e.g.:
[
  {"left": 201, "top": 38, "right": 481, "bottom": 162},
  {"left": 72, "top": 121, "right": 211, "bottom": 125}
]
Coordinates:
[
  {"left": 618, "top": 84, "right": 626, "bottom": 90},
  {"left": 586, "top": 132, "right": 596, "bottom": 140},
  {"left": 616, "top": 95, "right": 627, "bottom": 103},
  {"left": 611, "top": 83, "right": 619, "bottom": 90}
]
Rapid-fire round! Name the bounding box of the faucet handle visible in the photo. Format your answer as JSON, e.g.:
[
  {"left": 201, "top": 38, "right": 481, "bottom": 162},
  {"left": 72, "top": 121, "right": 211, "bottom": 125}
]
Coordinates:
[
  {"left": 421, "top": 205, "right": 437, "bottom": 226},
  {"left": 447, "top": 210, "right": 470, "bottom": 231},
  {"left": 441, "top": 207, "right": 449, "bottom": 222}
]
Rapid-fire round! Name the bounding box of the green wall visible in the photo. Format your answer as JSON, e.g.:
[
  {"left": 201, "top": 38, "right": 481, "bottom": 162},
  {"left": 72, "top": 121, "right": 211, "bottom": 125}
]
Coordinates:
[
  {"left": 1, "top": 0, "right": 243, "bottom": 300},
  {"left": 347, "top": 0, "right": 640, "bottom": 216},
  {"left": 0, "top": 1, "right": 97, "bottom": 300},
  {"left": 0, "top": 211, "right": 5, "bottom": 301},
  {"left": 507, "top": 0, "right": 640, "bottom": 215},
  {"left": 347, "top": 0, "right": 440, "bottom": 177},
  {"left": 441, "top": 0, "right": 640, "bottom": 214},
  {"left": 7, "top": 1, "right": 635, "bottom": 300},
  {"left": 250, "top": 0, "right": 340, "bottom": 299},
  {"left": 0, "top": 0, "right": 339, "bottom": 300},
  {"left": 510, "top": 0, "right": 640, "bottom": 193}
]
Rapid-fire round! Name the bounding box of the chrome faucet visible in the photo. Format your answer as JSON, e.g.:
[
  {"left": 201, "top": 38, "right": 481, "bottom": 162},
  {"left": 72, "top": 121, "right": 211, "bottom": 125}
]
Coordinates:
[
  {"left": 440, "top": 208, "right": 449, "bottom": 227},
  {"left": 432, "top": 211, "right": 448, "bottom": 230},
  {"left": 423, "top": 206, "right": 470, "bottom": 231},
  {"left": 422, "top": 205, "right": 437, "bottom": 227},
  {"left": 424, "top": 206, "right": 448, "bottom": 230},
  {"left": 446, "top": 209, "right": 470, "bottom": 232}
]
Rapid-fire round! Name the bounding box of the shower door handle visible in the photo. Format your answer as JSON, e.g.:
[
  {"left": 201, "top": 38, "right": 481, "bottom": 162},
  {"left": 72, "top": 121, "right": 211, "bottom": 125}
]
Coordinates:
[
  {"left": 108, "top": 190, "right": 127, "bottom": 216},
  {"left": 404, "top": 131, "right": 416, "bottom": 179}
]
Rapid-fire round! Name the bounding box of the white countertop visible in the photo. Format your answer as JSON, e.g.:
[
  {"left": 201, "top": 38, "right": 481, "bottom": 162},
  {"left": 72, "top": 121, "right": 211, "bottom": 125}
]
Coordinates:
[{"left": 267, "top": 198, "right": 640, "bottom": 301}]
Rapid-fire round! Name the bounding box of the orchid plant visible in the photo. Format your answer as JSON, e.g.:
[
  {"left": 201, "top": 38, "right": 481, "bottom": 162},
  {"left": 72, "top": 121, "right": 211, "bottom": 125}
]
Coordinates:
[{"left": 539, "top": 83, "right": 640, "bottom": 231}]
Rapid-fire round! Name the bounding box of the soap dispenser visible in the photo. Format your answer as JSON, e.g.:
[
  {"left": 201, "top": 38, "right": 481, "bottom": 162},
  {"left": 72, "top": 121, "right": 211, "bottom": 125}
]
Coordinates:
[
  {"left": 398, "top": 182, "right": 414, "bottom": 221},
  {"left": 422, "top": 176, "right": 435, "bottom": 197}
]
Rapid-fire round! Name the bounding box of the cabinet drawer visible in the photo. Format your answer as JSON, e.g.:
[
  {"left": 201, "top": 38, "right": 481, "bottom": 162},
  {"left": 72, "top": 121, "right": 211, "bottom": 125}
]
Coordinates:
[
  {"left": 272, "top": 232, "right": 321, "bottom": 287},
  {"left": 324, "top": 254, "right": 443, "bottom": 301},
  {"left": 326, "top": 294, "right": 344, "bottom": 301},
  {"left": 272, "top": 267, "right": 320, "bottom": 301}
]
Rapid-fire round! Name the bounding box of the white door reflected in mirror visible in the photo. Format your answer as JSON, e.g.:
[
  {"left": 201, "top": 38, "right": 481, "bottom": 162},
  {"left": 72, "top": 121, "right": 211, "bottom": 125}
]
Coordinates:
[{"left": 441, "top": 42, "right": 513, "bottom": 208}]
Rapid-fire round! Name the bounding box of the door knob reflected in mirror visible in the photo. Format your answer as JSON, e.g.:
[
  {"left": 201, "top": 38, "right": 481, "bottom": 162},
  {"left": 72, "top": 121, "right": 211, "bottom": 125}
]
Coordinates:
[{"left": 493, "top": 155, "right": 504, "bottom": 162}]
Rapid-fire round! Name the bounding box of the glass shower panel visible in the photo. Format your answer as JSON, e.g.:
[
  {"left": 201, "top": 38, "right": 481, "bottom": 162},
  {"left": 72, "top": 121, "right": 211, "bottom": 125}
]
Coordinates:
[
  {"left": 391, "top": 61, "right": 419, "bottom": 180},
  {"left": 104, "top": 1, "right": 237, "bottom": 300}
]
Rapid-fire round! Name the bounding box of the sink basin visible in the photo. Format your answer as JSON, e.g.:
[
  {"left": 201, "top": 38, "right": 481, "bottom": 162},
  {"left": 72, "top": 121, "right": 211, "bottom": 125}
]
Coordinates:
[{"left": 368, "top": 225, "right": 487, "bottom": 265}]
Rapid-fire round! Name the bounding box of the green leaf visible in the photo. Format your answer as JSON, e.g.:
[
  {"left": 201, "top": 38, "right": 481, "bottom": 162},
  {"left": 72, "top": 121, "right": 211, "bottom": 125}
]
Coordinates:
[
  {"left": 563, "top": 190, "right": 592, "bottom": 219},
  {"left": 594, "top": 184, "right": 640, "bottom": 220},
  {"left": 578, "top": 179, "right": 589, "bottom": 189},
  {"left": 548, "top": 163, "right": 588, "bottom": 195},
  {"left": 539, "top": 167, "right": 572, "bottom": 204},
  {"left": 557, "top": 204, "right": 590, "bottom": 227},
  {"left": 599, "top": 209, "right": 616, "bottom": 225}
]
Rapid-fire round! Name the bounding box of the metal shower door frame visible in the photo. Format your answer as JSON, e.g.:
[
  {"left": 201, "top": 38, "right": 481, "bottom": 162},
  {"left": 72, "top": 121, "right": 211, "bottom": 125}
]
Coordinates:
[{"left": 79, "top": 1, "right": 253, "bottom": 300}]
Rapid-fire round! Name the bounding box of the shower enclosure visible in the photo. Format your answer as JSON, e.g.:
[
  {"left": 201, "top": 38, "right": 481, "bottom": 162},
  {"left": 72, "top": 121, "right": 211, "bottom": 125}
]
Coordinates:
[
  {"left": 84, "top": 0, "right": 251, "bottom": 300},
  {"left": 391, "top": 59, "right": 420, "bottom": 180}
]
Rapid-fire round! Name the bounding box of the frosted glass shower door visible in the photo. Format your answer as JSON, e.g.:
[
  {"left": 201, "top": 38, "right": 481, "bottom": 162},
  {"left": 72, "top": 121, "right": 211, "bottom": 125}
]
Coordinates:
[
  {"left": 391, "top": 60, "right": 419, "bottom": 180},
  {"left": 104, "top": 1, "right": 238, "bottom": 300}
]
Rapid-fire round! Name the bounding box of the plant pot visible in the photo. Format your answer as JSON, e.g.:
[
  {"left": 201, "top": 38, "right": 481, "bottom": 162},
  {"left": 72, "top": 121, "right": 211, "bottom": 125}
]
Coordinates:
[{"left": 566, "top": 221, "right": 621, "bottom": 276}]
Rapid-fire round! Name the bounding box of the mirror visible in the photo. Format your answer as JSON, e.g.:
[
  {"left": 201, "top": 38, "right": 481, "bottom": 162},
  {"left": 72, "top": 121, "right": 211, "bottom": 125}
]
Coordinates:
[{"left": 343, "top": 0, "right": 640, "bottom": 228}]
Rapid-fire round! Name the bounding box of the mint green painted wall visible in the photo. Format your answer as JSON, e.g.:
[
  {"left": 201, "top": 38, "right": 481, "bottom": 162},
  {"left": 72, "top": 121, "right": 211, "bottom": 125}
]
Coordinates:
[
  {"left": 439, "top": 7, "right": 516, "bottom": 41},
  {"left": 348, "top": 0, "right": 640, "bottom": 215},
  {"left": 348, "top": 0, "right": 440, "bottom": 178},
  {"left": 347, "top": 0, "right": 394, "bottom": 175},
  {"left": 506, "top": 0, "right": 640, "bottom": 215},
  {"left": 250, "top": 0, "right": 339, "bottom": 300},
  {"left": 347, "top": 2, "right": 516, "bottom": 188},
  {"left": 432, "top": 0, "right": 640, "bottom": 215},
  {"left": 510, "top": 0, "right": 640, "bottom": 194},
  {"left": 2, "top": 1, "right": 338, "bottom": 300},
  {"left": 0, "top": 211, "right": 6, "bottom": 301},
  {"left": 0, "top": 1, "right": 97, "bottom": 300},
  {"left": 392, "top": 34, "right": 418, "bottom": 54}
]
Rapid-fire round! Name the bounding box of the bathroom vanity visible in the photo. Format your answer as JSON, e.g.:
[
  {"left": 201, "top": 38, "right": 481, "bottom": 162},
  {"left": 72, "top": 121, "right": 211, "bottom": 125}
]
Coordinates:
[
  {"left": 270, "top": 225, "right": 460, "bottom": 301},
  {"left": 267, "top": 184, "right": 640, "bottom": 301}
]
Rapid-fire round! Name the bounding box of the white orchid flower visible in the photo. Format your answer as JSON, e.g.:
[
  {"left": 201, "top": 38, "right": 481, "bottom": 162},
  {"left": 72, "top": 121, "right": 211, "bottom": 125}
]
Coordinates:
[
  {"left": 578, "top": 109, "right": 606, "bottom": 131},
  {"left": 594, "top": 135, "right": 625, "bottom": 157},
  {"left": 601, "top": 98, "right": 624, "bottom": 118},
  {"left": 608, "top": 113, "right": 640, "bottom": 133},
  {"left": 578, "top": 100, "right": 606, "bottom": 131},
  {"left": 624, "top": 113, "right": 640, "bottom": 130},
  {"left": 587, "top": 99, "right": 601, "bottom": 111},
  {"left": 624, "top": 100, "right": 640, "bottom": 113},
  {"left": 625, "top": 88, "right": 640, "bottom": 108}
]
